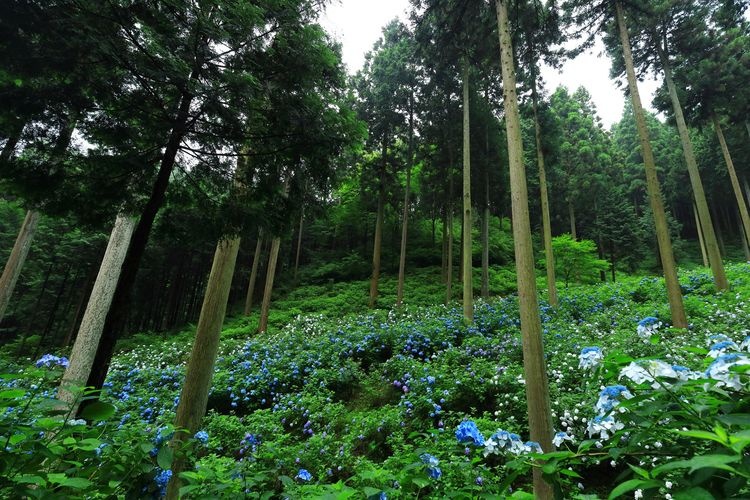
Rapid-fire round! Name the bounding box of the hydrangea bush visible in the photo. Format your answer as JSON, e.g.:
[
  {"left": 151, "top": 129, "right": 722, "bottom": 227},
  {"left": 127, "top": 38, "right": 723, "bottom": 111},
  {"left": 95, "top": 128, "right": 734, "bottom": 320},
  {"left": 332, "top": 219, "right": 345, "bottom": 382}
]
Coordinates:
[{"left": 0, "top": 263, "right": 749, "bottom": 498}]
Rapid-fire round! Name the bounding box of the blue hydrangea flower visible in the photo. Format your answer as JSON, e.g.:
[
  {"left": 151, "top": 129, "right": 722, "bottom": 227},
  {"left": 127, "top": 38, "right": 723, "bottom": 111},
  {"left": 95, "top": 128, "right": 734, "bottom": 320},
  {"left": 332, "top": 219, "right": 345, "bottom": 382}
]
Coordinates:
[
  {"left": 420, "top": 453, "right": 439, "bottom": 467},
  {"left": 636, "top": 317, "right": 661, "bottom": 338},
  {"left": 295, "top": 469, "right": 312, "bottom": 482},
  {"left": 455, "top": 420, "right": 485, "bottom": 446},
  {"left": 595, "top": 385, "right": 633, "bottom": 414},
  {"left": 708, "top": 340, "right": 739, "bottom": 358},
  {"left": 525, "top": 441, "right": 543, "bottom": 454},
  {"left": 705, "top": 353, "right": 750, "bottom": 390},
  {"left": 579, "top": 346, "right": 603, "bottom": 370},
  {"left": 34, "top": 354, "right": 69, "bottom": 369},
  {"left": 194, "top": 430, "right": 208, "bottom": 444},
  {"left": 552, "top": 431, "right": 573, "bottom": 447},
  {"left": 154, "top": 468, "right": 172, "bottom": 496}
]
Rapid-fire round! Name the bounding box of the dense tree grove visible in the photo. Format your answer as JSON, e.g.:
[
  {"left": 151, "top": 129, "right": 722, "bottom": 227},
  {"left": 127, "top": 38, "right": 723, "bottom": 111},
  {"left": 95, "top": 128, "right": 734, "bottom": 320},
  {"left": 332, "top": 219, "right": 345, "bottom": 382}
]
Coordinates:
[{"left": 1, "top": 0, "right": 750, "bottom": 498}]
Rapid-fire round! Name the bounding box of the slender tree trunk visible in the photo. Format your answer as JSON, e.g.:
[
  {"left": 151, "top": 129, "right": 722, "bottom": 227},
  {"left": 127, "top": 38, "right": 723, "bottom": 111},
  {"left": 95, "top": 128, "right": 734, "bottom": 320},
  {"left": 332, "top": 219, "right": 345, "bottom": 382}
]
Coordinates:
[
  {"left": 532, "top": 82, "right": 558, "bottom": 306},
  {"left": 481, "top": 179, "right": 490, "bottom": 300},
  {"left": 610, "top": 240, "right": 617, "bottom": 282},
  {"left": 0, "top": 210, "right": 41, "bottom": 326},
  {"left": 244, "top": 234, "right": 264, "bottom": 315},
  {"left": 258, "top": 237, "right": 281, "bottom": 333},
  {"left": 81, "top": 90, "right": 195, "bottom": 401},
  {"left": 481, "top": 88, "right": 490, "bottom": 300},
  {"left": 568, "top": 201, "right": 577, "bottom": 239},
  {"left": 441, "top": 209, "right": 448, "bottom": 281},
  {"left": 495, "top": 2, "right": 554, "bottom": 497},
  {"left": 744, "top": 177, "right": 750, "bottom": 209},
  {"left": 740, "top": 210, "right": 750, "bottom": 260},
  {"left": 62, "top": 265, "right": 97, "bottom": 347},
  {"left": 37, "top": 265, "right": 72, "bottom": 352},
  {"left": 694, "top": 203, "right": 709, "bottom": 267},
  {"left": 397, "top": 95, "right": 415, "bottom": 307},
  {"left": 294, "top": 209, "right": 304, "bottom": 283},
  {"left": 369, "top": 139, "right": 387, "bottom": 309},
  {"left": 712, "top": 113, "right": 750, "bottom": 252},
  {"left": 166, "top": 236, "right": 241, "bottom": 500},
  {"left": 58, "top": 215, "right": 136, "bottom": 410},
  {"left": 446, "top": 160, "right": 454, "bottom": 305},
  {"left": 461, "top": 60, "right": 473, "bottom": 322},
  {"left": 711, "top": 202, "right": 726, "bottom": 257},
  {"left": 616, "top": 1, "right": 687, "bottom": 328},
  {"left": 657, "top": 44, "right": 726, "bottom": 289}
]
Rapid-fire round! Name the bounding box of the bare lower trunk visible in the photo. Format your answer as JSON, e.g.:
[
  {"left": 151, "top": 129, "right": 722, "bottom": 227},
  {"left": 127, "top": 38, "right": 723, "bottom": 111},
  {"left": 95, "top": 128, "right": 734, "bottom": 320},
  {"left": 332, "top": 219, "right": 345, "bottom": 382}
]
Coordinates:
[
  {"left": 58, "top": 215, "right": 136, "bottom": 410},
  {"left": 481, "top": 204, "right": 490, "bottom": 300},
  {"left": 461, "top": 60, "right": 473, "bottom": 322},
  {"left": 258, "top": 237, "right": 281, "bottom": 333},
  {"left": 616, "top": 1, "right": 687, "bottom": 328},
  {"left": 694, "top": 203, "right": 708, "bottom": 267},
  {"left": 532, "top": 83, "right": 558, "bottom": 306},
  {"left": 244, "top": 235, "right": 264, "bottom": 315},
  {"left": 397, "top": 97, "right": 415, "bottom": 308},
  {"left": 0, "top": 210, "right": 41, "bottom": 325},
  {"left": 496, "top": 2, "right": 554, "bottom": 497},
  {"left": 568, "top": 201, "right": 577, "bottom": 240},
  {"left": 713, "top": 113, "right": 750, "bottom": 253},
  {"left": 294, "top": 210, "right": 304, "bottom": 283},
  {"left": 658, "top": 44, "right": 726, "bottom": 289},
  {"left": 166, "top": 236, "right": 241, "bottom": 500}
]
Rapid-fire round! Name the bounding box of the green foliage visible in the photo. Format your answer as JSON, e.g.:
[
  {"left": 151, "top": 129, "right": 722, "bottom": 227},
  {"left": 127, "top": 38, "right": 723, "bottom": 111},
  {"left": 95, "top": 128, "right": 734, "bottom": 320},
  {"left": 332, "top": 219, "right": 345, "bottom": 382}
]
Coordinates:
[{"left": 545, "top": 234, "right": 609, "bottom": 286}]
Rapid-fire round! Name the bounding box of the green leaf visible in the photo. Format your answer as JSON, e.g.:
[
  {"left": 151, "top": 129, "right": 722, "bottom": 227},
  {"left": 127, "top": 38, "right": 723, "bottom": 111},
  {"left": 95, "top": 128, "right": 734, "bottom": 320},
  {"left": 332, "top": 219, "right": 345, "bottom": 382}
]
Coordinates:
[
  {"left": 279, "top": 475, "right": 293, "bottom": 487},
  {"left": 61, "top": 477, "right": 92, "bottom": 489},
  {"left": 362, "top": 486, "right": 382, "bottom": 497},
  {"left": 412, "top": 477, "right": 430, "bottom": 488},
  {"left": 13, "top": 78, "right": 22, "bottom": 87},
  {"left": 652, "top": 454, "right": 740, "bottom": 475},
  {"left": 14, "top": 475, "right": 46, "bottom": 486},
  {"left": 80, "top": 402, "right": 115, "bottom": 421},
  {"left": 718, "top": 414, "right": 750, "bottom": 426},
  {"left": 673, "top": 487, "right": 714, "bottom": 500},
  {"left": 157, "top": 446, "right": 173, "bottom": 470},
  {"left": 509, "top": 492, "right": 535, "bottom": 499},
  {"left": 0, "top": 389, "right": 26, "bottom": 399},
  {"left": 674, "top": 429, "right": 726, "bottom": 445},
  {"left": 608, "top": 479, "right": 660, "bottom": 499},
  {"left": 628, "top": 464, "right": 650, "bottom": 479},
  {"left": 559, "top": 469, "right": 582, "bottom": 478},
  {"left": 47, "top": 473, "right": 67, "bottom": 485}
]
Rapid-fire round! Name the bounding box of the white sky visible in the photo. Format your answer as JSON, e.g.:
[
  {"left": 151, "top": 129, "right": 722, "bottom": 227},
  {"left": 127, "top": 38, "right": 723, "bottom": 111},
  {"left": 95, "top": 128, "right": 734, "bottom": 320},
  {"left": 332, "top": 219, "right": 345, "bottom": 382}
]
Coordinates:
[{"left": 320, "top": 0, "right": 661, "bottom": 129}]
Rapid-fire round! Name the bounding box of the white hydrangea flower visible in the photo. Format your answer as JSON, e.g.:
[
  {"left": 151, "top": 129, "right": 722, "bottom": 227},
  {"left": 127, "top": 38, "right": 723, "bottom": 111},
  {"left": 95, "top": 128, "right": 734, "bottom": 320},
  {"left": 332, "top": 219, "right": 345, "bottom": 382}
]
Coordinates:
[
  {"left": 620, "top": 360, "right": 677, "bottom": 388},
  {"left": 705, "top": 354, "right": 750, "bottom": 390},
  {"left": 579, "top": 347, "right": 603, "bottom": 370},
  {"left": 552, "top": 431, "right": 574, "bottom": 447},
  {"left": 587, "top": 415, "right": 624, "bottom": 440},
  {"left": 708, "top": 340, "right": 740, "bottom": 358}
]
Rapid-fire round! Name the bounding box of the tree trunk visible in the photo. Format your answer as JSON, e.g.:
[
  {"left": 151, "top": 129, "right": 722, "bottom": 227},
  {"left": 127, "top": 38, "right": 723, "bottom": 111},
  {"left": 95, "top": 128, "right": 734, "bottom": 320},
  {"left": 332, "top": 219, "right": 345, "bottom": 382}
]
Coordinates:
[
  {"left": 740, "top": 210, "right": 750, "bottom": 261},
  {"left": 81, "top": 91, "right": 195, "bottom": 402},
  {"left": 495, "top": 2, "right": 554, "bottom": 497},
  {"left": 166, "top": 236, "right": 241, "bottom": 500},
  {"left": 712, "top": 113, "right": 750, "bottom": 252},
  {"left": 657, "top": 44, "right": 727, "bottom": 289},
  {"left": 446, "top": 156, "right": 454, "bottom": 305},
  {"left": 369, "top": 138, "right": 387, "bottom": 309},
  {"left": 397, "top": 94, "right": 414, "bottom": 307},
  {"left": 461, "top": 60, "right": 473, "bottom": 322},
  {"left": 0, "top": 210, "right": 42, "bottom": 326},
  {"left": 62, "top": 265, "right": 97, "bottom": 348},
  {"left": 258, "top": 236, "right": 281, "bottom": 333},
  {"left": 294, "top": 209, "right": 304, "bottom": 283},
  {"left": 568, "top": 201, "right": 577, "bottom": 239},
  {"left": 481, "top": 88, "right": 491, "bottom": 300},
  {"left": 37, "top": 265, "right": 72, "bottom": 354},
  {"left": 616, "top": 0, "right": 687, "bottom": 328},
  {"left": 58, "top": 214, "right": 135, "bottom": 410},
  {"left": 532, "top": 82, "right": 558, "bottom": 306},
  {"left": 694, "top": 203, "right": 709, "bottom": 267},
  {"left": 244, "top": 234, "right": 264, "bottom": 315}
]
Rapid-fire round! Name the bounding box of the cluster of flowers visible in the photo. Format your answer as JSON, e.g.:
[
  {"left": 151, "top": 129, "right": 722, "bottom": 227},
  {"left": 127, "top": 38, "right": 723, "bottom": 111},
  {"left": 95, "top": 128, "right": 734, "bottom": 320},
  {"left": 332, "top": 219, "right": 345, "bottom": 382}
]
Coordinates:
[
  {"left": 35, "top": 354, "right": 69, "bottom": 369},
  {"left": 580, "top": 322, "right": 750, "bottom": 441},
  {"left": 454, "top": 420, "right": 565, "bottom": 459}
]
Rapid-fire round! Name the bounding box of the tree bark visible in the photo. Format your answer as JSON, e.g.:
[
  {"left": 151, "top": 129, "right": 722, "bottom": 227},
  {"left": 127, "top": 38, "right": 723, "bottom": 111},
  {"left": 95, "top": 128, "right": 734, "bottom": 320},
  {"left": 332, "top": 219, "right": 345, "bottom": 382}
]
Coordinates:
[
  {"left": 166, "top": 236, "right": 241, "bottom": 500},
  {"left": 81, "top": 90, "right": 196, "bottom": 402},
  {"left": 461, "top": 60, "right": 473, "bottom": 322},
  {"left": 481, "top": 88, "right": 491, "bottom": 300},
  {"left": 258, "top": 236, "right": 281, "bottom": 333},
  {"left": 616, "top": 1, "right": 687, "bottom": 328},
  {"left": 294, "top": 209, "right": 304, "bottom": 283},
  {"left": 694, "top": 203, "right": 709, "bottom": 267},
  {"left": 446, "top": 157, "right": 454, "bottom": 305},
  {"left": 495, "top": 2, "right": 554, "bottom": 497},
  {"left": 532, "top": 81, "right": 558, "bottom": 306},
  {"left": 0, "top": 210, "right": 41, "bottom": 326},
  {"left": 712, "top": 113, "right": 750, "bottom": 253},
  {"left": 58, "top": 214, "right": 135, "bottom": 410},
  {"left": 657, "top": 43, "right": 727, "bottom": 289},
  {"left": 62, "top": 264, "right": 97, "bottom": 348},
  {"left": 568, "top": 201, "right": 577, "bottom": 240},
  {"left": 369, "top": 139, "right": 387, "bottom": 309},
  {"left": 396, "top": 95, "right": 415, "bottom": 308},
  {"left": 244, "top": 234, "right": 264, "bottom": 315}
]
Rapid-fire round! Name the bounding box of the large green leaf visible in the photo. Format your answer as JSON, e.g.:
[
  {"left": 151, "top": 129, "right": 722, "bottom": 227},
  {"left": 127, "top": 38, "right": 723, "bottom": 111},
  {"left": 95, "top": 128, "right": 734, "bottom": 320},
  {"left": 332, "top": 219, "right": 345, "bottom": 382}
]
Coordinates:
[{"left": 80, "top": 401, "right": 115, "bottom": 421}]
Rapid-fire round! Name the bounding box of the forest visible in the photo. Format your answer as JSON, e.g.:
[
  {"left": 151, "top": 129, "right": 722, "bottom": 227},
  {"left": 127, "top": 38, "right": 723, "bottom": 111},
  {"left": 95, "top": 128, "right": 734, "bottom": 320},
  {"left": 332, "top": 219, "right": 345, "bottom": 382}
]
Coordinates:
[{"left": 1, "top": 0, "right": 750, "bottom": 498}]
